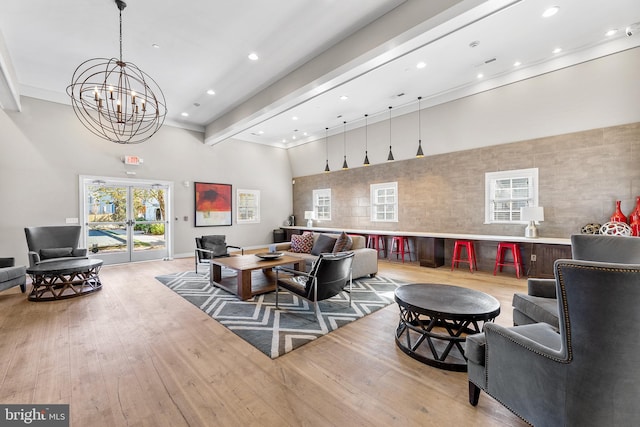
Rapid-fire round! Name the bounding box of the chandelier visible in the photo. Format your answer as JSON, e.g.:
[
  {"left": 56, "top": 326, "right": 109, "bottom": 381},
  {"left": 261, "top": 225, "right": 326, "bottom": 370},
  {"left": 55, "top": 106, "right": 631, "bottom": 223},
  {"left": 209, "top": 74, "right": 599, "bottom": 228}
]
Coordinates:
[{"left": 67, "top": 0, "right": 167, "bottom": 144}]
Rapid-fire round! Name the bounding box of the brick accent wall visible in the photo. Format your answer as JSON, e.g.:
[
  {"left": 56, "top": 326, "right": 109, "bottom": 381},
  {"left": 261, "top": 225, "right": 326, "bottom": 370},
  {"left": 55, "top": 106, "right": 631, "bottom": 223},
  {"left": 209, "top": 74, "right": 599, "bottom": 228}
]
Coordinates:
[{"left": 292, "top": 122, "right": 640, "bottom": 238}]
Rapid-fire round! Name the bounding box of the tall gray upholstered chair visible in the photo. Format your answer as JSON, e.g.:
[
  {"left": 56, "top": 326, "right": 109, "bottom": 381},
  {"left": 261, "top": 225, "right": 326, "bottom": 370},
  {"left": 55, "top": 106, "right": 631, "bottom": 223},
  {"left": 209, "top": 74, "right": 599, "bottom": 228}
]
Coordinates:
[
  {"left": 24, "top": 225, "right": 88, "bottom": 268},
  {"left": 512, "top": 234, "right": 640, "bottom": 327},
  {"left": 467, "top": 259, "right": 640, "bottom": 426}
]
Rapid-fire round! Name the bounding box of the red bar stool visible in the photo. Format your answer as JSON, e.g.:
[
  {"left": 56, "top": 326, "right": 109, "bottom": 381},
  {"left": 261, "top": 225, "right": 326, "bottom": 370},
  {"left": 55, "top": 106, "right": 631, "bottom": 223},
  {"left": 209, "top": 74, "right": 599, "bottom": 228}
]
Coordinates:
[
  {"left": 494, "top": 242, "right": 523, "bottom": 279},
  {"left": 367, "top": 234, "right": 386, "bottom": 258},
  {"left": 451, "top": 240, "right": 477, "bottom": 272},
  {"left": 390, "top": 236, "right": 412, "bottom": 263}
]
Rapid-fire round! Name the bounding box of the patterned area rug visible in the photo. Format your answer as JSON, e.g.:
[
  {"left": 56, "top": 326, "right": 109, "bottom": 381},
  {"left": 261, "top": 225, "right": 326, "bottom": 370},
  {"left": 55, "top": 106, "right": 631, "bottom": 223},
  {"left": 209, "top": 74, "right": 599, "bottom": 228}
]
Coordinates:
[{"left": 155, "top": 270, "right": 404, "bottom": 358}]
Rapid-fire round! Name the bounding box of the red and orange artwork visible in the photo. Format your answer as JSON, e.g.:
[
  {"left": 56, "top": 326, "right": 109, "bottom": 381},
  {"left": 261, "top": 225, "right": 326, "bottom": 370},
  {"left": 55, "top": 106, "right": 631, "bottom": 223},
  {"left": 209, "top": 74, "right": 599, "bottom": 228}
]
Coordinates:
[{"left": 195, "top": 182, "right": 232, "bottom": 226}]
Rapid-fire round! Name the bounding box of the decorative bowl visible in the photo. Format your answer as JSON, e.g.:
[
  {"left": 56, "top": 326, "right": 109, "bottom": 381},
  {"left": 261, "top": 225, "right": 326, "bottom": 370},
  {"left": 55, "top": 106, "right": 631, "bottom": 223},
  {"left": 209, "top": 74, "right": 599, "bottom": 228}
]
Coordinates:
[{"left": 255, "top": 252, "right": 284, "bottom": 260}]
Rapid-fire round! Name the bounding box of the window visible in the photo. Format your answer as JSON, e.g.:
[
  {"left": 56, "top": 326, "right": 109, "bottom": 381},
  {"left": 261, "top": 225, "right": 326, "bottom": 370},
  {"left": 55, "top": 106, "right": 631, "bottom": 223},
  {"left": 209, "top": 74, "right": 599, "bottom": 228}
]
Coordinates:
[
  {"left": 371, "top": 182, "right": 398, "bottom": 222},
  {"left": 237, "top": 189, "right": 260, "bottom": 224},
  {"left": 313, "top": 188, "right": 331, "bottom": 221},
  {"left": 485, "top": 168, "right": 538, "bottom": 224}
]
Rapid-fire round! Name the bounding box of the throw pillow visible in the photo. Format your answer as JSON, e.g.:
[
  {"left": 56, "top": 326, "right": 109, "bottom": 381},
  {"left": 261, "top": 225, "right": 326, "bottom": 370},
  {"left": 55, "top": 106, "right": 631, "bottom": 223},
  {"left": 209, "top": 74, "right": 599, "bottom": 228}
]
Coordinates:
[
  {"left": 290, "top": 232, "right": 314, "bottom": 253},
  {"left": 311, "top": 234, "right": 337, "bottom": 256},
  {"left": 201, "top": 235, "right": 227, "bottom": 257},
  {"left": 333, "top": 231, "right": 353, "bottom": 253},
  {"left": 40, "top": 247, "right": 73, "bottom": 260}
]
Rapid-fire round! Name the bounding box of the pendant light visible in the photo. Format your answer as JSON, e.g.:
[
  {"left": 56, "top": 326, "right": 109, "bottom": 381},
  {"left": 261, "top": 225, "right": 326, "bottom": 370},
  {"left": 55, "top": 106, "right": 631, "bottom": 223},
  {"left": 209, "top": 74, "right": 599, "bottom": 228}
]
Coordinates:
[
  {"left": 324, "top": 127, "right": 330, "bottom": 172},
  {"left": 387, "top": 106, "right": 395, "bottom": 161},
  {"left": 67, "top": 0, "right": 167, "bottom": 144},
  {"left": 363, "top": 114, "right": 370, "bottom": 166},
  {"left": 416, "top": 96, "right": 425, "bottom": 158},
  {"left": 342, "top": 121, "right": 349, "bottom": 170}
]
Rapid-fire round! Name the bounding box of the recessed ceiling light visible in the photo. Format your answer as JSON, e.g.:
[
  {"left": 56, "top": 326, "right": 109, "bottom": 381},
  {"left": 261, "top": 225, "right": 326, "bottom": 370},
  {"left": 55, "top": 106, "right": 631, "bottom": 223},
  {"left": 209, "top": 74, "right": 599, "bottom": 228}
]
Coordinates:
[
  {"left": 248, "top": 52, "right": 259, "bottom": 61},
  {"left": 258, "top": 130, "right": 264, "bottom": 134},
  {"left": 513, "top": 61, "right": 521, "bottom": 67},
  {"left": 553, "top": 47, "right": 562, "bottom": 54},
  {"left": 206, "top": 89, "right": 215, "bottom": 95},
  {"left": 303, "top": 132, "right": 308, "bottom": 136},
  {"left": 477, "top": 73, "right": 484, "bottom": 79},
  {"left": 152, "top": 43, "right": 160, "bottom": 49},
  {"left": 416, "top": 61, "right": 427, "bottom": 69},
  {"left": 181, "top": 112, "right": 189, "bottom": 117},
  {"left": 282, "top": 139, "right": 287, "bottom": 143},
  {"left": 469, "top": 40, "right": 480, "bottom": 48},
  {"left": 605, "top": 29, "right": 618, "bottom": 36},
  {"left": 340, "top": 95, "right": 349, "bottom": 100},
  {"left": 542, "top": 6, "right": 559, "bottom": 18},
  {"left": 292, "top": 135, "right": 297, "bottom": 140},
  {"left": 292, "top": 116, "right": 298, "bottom": 121}
]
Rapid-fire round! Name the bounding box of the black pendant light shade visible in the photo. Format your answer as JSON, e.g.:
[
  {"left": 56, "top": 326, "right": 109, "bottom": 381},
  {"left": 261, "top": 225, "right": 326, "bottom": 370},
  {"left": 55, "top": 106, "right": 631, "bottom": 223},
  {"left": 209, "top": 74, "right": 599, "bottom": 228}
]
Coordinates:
[
  {"left": 363, "top": 114, "right": 370, "bottom": 166},
  {"left": 416, "top": 96, "right": 425, "bottom": 157},
  {"left": 387, "top": 106, "right": 394, "bottom": 161},
  {"left": 342, "top": 121, "right": 349, "bottom": 170},
  {"left": 324, "top": 127, "right": 330, "bottom": 172}
]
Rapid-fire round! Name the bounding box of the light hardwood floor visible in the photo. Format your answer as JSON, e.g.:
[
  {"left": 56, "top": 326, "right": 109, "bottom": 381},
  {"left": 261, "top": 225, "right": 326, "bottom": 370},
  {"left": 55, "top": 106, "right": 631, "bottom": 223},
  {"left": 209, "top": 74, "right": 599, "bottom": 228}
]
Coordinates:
[{"left": 0, "top": 256, "right": 529, "bottom": 427}]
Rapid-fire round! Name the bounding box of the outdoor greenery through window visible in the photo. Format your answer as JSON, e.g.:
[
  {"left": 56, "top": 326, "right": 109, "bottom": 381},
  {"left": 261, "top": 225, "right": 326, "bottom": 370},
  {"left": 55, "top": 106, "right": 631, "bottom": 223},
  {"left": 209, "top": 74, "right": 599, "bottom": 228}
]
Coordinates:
[
  {"left": 485, "top": 168, "right": 538, "bottom": 223},
  {"left": 313, "top": 188, "right": 331, "bottom": 221},
  {"left": 370, "top": 182, "right": 398, "bottom": 222}
]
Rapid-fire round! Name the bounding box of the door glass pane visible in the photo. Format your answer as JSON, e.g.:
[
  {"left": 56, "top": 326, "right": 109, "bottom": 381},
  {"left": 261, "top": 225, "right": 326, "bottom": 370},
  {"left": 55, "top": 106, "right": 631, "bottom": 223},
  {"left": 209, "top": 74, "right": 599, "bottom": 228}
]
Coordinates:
[
  {"left": 87, "top": 185, "right": 128, "bottom": 254},
  {"left": 87, "top": 223, "right": 128, "bottom": 254},
  {"left": 132, "top": 187, "right": 166, "bottom": 252}
]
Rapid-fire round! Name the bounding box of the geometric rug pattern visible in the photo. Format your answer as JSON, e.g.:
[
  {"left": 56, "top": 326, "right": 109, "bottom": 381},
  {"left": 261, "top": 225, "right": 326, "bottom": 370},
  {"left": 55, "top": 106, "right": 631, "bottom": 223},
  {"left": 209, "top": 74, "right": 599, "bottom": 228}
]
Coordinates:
[{"left": 155, "top": 270, "right": 405, "bottom": 358}]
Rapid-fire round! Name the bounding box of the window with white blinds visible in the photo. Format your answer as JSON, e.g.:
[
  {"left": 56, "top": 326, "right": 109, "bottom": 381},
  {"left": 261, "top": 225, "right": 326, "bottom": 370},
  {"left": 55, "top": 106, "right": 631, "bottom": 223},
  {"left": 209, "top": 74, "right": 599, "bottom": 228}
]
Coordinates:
[
  {"left": 370, "top": 182, "right": 398, "bottom": 222},
  {"left": 313, "top": 188, "right": 331, "bottom": 221},
  {"left": 485, "top": 168, "right": 538, "bottom": 224}
]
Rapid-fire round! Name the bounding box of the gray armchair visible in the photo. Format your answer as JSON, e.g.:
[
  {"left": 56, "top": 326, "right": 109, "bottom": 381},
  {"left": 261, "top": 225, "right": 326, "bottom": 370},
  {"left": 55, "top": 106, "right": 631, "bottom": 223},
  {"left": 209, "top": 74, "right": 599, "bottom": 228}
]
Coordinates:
[
  {"left": 468, "top": 259, "right": 640, "bottom": 426},
  {"left": 194, "top": 235, "right": 243, "bottom": 274},
  {"left": 512, "top": 234, "right": 640, "bottom": 327},
  {"left": 24, "top": 225, "right": 88, "bottom": 268},
  {"left": 0, "top": 257, "right": 26, "bottom": 293}
]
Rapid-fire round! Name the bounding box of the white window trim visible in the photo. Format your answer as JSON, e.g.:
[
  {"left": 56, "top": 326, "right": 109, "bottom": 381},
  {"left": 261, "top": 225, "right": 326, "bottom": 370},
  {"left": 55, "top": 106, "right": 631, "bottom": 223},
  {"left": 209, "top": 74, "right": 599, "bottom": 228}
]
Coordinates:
[
  {"left": 370, "top": 181, "right": 399, "bottom": 222},
  {"left": 485, "top": 168, "right": 539, "bottom": 224},
  {"left": 313, "top": 188, "right": 331, "bottom": 221},
  {"left": 236, "top": 189, "right": 260, "bottom": 224}
]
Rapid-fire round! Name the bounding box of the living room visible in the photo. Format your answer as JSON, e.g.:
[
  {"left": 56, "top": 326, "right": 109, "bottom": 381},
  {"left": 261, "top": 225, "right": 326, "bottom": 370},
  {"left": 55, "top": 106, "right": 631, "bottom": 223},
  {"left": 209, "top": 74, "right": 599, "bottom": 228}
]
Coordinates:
[{"left": 1, "top": 1, "right": 640, "bottom": 426}]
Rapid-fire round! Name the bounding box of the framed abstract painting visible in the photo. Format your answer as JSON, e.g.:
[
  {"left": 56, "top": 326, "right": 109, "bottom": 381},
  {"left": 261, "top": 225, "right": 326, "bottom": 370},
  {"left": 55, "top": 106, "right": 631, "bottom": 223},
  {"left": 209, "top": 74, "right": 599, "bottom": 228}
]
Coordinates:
[{"left": 194, "top": 182, "right": 232, "bottom": 226}]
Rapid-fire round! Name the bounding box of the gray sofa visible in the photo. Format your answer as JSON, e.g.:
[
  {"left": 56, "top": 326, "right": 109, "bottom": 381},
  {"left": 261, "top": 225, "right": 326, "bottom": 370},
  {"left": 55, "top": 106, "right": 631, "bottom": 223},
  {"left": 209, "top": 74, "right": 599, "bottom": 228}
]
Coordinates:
[
  {"left": 512, "top": 234, "right": 640, "bottom": 327},
  {"left": 468, "top": 259, "right": 640, "bottom": 426},
  {"left": 0, "top": 257, "right": 26, "bottom": 293},
  {"left": 274, "top": 232, "right": 378, "bottom": 279}
]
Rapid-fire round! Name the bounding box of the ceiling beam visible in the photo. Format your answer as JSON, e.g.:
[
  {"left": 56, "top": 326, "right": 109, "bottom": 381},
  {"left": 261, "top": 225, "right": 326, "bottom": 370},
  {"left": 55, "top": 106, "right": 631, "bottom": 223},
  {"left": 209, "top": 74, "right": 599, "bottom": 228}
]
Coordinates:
[{"left": 0, "top": 31, "right": 21, "bottom": 111}]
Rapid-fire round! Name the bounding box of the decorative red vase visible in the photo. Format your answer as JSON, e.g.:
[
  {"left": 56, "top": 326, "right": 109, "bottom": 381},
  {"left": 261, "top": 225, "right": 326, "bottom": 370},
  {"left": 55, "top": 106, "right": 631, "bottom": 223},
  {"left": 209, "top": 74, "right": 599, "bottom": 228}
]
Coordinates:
[
  {"left": 629, "top": 196, "right": 640, "bottom": 237},
  {"left": 610, "top": 200, "right": 627, "bottom": 223}
]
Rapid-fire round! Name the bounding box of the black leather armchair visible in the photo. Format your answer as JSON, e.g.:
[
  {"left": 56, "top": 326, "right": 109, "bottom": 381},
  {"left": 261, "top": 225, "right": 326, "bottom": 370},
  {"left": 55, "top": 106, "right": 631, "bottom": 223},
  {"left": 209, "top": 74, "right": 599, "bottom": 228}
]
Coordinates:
[
  {"left": 468, "top": 259, "right": 640, "bottom": 426},
  {"left": 194, "top": 235, "right": 243, "bottom": 274},
  {"left": 24, "top": 225, "right": 87, "bottom": 268},
  {"left": 275, "top": 252, "right": 354, "bottom": 316},
  {"left": 512, "top": 234, "right": 640, "bottom": 327}
]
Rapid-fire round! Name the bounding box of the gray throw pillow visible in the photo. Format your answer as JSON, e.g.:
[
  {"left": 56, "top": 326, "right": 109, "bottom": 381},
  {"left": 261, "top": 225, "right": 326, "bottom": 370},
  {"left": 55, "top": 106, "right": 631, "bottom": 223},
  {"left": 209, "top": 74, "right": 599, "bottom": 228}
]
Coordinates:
[
  {"left": 40, "top": 247, "right": 73, "bottom": 260},
  {"left": 201, "top": 235, "right": 227, "bottom": 257},
  {"left": 311, "top": 234, "right": 337, "bottom": 256}
]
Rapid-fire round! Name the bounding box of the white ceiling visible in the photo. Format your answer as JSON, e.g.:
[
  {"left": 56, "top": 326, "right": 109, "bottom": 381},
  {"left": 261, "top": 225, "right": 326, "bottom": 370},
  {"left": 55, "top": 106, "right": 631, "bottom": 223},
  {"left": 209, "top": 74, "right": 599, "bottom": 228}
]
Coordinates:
[{"left": 1, "top": 0, "right": 639, "bottom": 149}]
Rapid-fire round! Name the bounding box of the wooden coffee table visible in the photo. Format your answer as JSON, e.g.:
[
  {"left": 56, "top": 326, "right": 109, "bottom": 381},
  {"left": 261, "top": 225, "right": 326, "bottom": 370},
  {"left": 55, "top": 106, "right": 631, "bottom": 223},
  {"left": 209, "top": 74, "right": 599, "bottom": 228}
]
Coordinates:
[
  {"left": 394, "top": 283, "right": 500, "bottom": 371},
  {"left": 210, "top": 254, "right": 304, "bottom": 300}
]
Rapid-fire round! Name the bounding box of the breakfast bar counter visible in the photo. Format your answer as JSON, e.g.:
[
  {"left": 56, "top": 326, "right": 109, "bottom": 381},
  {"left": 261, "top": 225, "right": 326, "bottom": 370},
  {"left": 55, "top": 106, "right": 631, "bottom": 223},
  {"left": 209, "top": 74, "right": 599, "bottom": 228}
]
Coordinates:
[{"left": 281, "top": 226, "right": 571, "bottom": 278}]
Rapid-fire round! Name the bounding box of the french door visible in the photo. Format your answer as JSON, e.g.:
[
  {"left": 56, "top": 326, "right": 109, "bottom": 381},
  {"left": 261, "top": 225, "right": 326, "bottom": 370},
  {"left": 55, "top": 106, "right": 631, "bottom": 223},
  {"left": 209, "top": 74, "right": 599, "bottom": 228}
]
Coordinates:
[{"left": 80, "top": 176, "right": 172, "bottom": 265}]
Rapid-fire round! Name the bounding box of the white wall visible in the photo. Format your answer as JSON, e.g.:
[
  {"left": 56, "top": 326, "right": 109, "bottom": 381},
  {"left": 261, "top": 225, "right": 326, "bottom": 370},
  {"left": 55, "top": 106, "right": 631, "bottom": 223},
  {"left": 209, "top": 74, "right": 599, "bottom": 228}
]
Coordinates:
[
  {"left": 288, "top": 48, "right": 640, "bottom": 177},
  {"left": 0, "top": 97, "right": 293, "bottom": 265}
]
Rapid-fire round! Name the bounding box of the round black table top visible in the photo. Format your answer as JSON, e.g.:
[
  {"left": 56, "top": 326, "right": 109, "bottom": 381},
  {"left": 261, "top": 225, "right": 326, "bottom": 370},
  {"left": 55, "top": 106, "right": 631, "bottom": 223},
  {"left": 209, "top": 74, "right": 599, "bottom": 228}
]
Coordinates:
[
  {"left": 27, "top": 258, "right": 103, "bottom": 275},
  {"left": 395, "top": 283, "right": 500, "bottom": 321}
]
